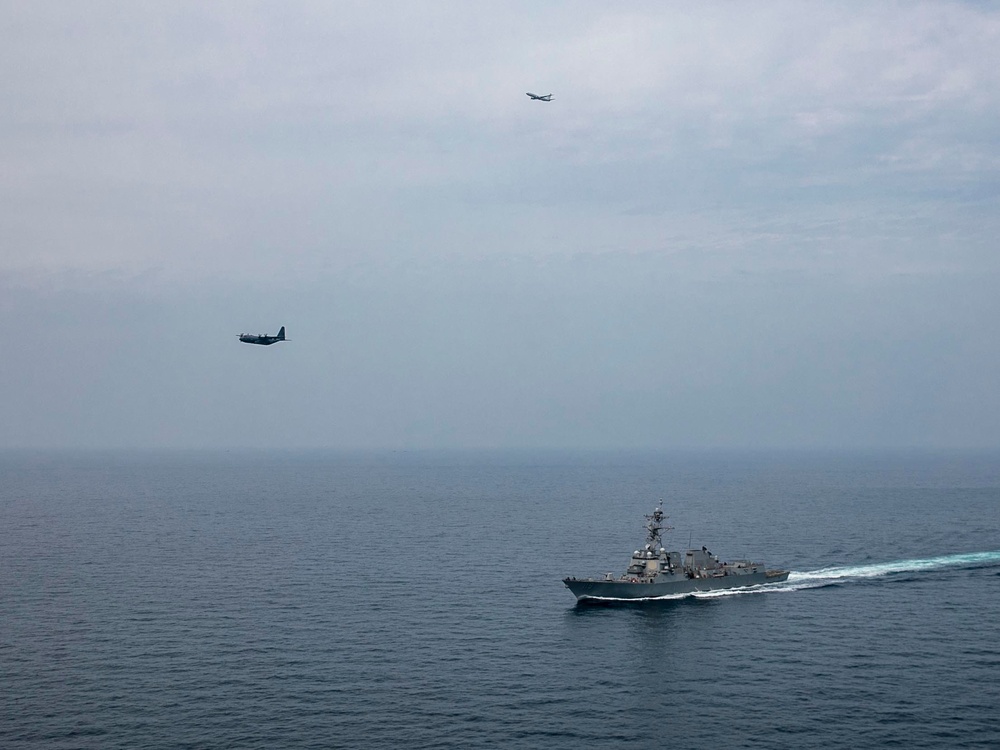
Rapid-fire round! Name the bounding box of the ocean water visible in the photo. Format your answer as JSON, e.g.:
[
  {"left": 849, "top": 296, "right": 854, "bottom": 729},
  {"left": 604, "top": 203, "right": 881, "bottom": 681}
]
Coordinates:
[{"left": 2, "top": 449, "right": 999, "bottom": 749}]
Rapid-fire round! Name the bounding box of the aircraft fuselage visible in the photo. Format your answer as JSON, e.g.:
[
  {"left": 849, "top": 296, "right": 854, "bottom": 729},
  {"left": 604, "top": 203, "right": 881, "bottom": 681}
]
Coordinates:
[{"left": 239, "top": 335, "right": 281, "bottom": 345}]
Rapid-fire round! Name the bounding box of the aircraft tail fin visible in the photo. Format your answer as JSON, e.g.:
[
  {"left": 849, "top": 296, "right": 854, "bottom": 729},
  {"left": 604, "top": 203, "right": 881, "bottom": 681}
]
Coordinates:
[{"left": 277, "top": 326, "right": 285, "bottom": 340}]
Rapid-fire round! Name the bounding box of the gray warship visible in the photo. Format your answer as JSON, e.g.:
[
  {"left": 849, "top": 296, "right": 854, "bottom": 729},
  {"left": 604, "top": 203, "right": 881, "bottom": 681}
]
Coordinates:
[{"left": 563, "top": 502, "right": 789, "bottom": 602}]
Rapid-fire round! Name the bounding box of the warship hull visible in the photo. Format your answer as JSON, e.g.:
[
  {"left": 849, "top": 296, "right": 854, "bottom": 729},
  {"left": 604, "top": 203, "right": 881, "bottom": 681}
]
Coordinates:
[{"left": 564, "top": 569, "right": 789, "bottom": 602}]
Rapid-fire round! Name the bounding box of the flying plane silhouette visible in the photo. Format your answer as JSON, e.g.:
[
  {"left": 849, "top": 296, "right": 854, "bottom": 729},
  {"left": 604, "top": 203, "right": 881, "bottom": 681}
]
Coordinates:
[
  {"left": 238, "top": 326, "right": 287, "bottom": 346},
  {"left": 526, "top": 92, "right": 553, "bottom": 101}
]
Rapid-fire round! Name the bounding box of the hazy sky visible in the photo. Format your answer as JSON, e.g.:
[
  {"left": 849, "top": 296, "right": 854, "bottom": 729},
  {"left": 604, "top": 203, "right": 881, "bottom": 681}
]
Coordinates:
[{"left": 3, "top": 1, "right": 999, "bottom": 449}]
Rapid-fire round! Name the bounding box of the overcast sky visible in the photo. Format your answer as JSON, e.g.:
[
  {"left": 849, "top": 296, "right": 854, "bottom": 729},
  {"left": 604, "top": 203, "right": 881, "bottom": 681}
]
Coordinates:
[{"left": 2, "top": 1, "right": 999, "bottom": 450}]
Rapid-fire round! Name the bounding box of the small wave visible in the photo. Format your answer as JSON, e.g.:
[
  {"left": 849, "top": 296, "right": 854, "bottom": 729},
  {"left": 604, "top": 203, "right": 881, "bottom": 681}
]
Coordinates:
[
  {"left": 581, "top": 592, "right": 693, "bottom": 604},
  {"left": 582, "top": 584, "right": 777, "bottom": 603}
]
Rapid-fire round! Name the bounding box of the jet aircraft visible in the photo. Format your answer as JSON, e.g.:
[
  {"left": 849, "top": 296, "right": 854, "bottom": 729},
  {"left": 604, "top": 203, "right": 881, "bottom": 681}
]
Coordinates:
[
  {"left": 238, "top": 326, "right": 287, "bottom": 346},
  {"left": 526, "top": 92, "right": 553, "bottom": 101}
]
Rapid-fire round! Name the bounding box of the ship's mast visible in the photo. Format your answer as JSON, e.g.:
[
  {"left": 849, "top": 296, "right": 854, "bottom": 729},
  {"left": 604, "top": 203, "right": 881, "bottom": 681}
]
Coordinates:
[{"left": 644, "top": 501, "right": 673, "bottom": 550}]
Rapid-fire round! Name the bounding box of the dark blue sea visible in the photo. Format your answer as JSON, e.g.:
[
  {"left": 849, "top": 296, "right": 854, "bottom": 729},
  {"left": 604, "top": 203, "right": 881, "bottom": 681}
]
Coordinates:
[{"left": 3, "top": 449, "right": 1000, "bottom": 749}]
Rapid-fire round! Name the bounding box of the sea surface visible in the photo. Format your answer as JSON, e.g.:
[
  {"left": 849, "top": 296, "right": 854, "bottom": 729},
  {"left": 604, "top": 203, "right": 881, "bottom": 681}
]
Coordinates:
[{"left": 2, "top": 449, "right": 1000, "bottom": 749}]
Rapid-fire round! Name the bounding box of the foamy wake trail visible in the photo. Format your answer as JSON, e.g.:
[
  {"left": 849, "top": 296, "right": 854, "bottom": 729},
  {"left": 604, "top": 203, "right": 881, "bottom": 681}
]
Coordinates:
[{"left": 780, "top": 549, "right": 1000, "bottom": 591}]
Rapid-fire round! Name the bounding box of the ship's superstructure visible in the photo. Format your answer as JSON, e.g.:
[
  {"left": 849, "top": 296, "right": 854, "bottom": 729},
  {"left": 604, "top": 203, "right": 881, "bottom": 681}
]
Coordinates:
[{"left": 563, "top": 501, "right": 789, "bottom": 601}]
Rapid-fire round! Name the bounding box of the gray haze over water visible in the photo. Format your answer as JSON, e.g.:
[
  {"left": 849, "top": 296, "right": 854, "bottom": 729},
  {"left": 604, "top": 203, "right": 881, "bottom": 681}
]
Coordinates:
[{"left": 3, "top": 2, "right": 1000, "bottom": 449}]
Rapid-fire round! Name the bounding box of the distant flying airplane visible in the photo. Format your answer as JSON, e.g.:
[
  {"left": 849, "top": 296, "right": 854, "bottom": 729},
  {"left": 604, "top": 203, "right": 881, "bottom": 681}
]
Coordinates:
[
  {"left": 526, "top": 92, "right": 553, "bottom": 101},
  {"left": 238, "top": 326, "right": 287, "bottom": 346}
]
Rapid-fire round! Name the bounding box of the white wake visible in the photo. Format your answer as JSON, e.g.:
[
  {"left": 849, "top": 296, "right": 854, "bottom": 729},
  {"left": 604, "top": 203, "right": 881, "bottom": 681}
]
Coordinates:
[{"left": 781, "top": 549, "right": 1000, "bottom": 590}]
